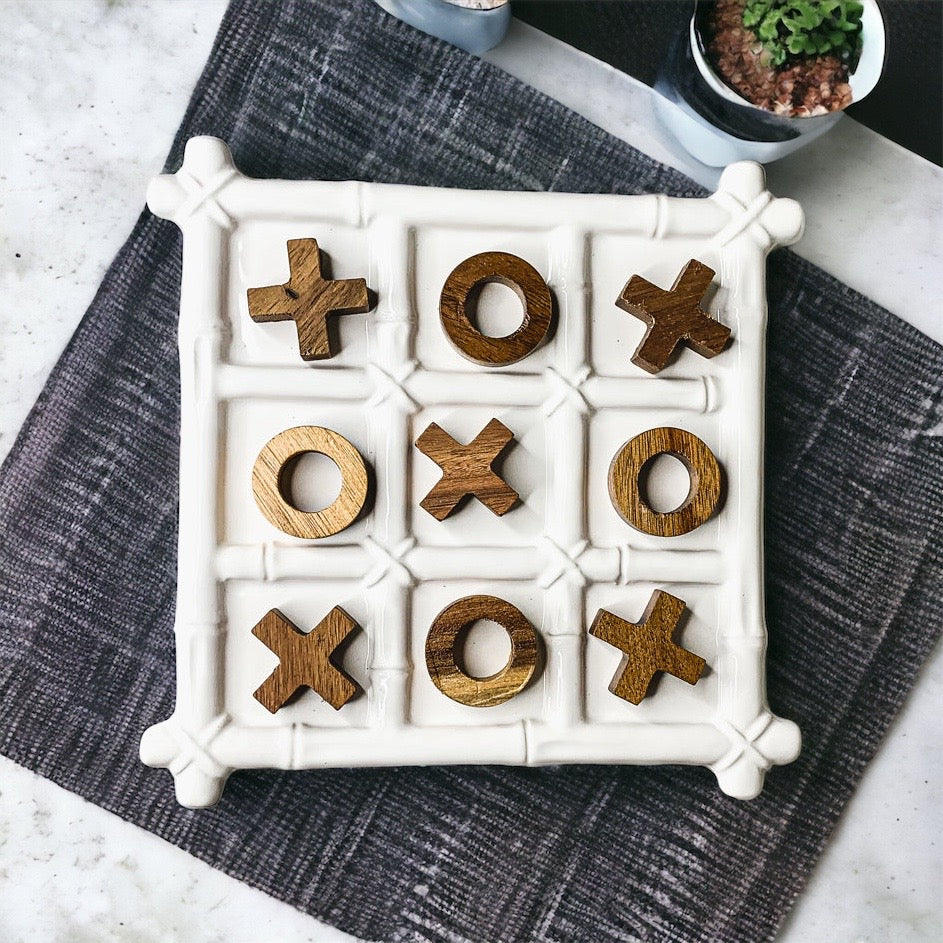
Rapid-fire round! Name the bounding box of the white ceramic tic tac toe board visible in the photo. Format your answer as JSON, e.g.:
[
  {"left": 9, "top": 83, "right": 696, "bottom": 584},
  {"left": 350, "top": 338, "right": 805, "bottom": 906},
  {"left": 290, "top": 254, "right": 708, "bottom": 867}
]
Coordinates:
[{"left": 140, "top": 136, "right": 804, "bottom": 808}]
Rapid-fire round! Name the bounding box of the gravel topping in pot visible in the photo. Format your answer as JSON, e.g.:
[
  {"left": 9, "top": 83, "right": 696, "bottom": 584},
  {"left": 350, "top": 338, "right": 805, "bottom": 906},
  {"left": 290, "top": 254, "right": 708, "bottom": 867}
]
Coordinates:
[{"left": 706, "top": 0, "right": 853, "bottom": 117}]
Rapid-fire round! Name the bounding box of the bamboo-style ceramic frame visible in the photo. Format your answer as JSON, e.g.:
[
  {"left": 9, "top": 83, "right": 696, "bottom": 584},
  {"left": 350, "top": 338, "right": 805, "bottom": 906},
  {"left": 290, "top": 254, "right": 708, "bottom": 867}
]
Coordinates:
[{"left": 140, "top": 137, "right": 803, "bottom": 807}]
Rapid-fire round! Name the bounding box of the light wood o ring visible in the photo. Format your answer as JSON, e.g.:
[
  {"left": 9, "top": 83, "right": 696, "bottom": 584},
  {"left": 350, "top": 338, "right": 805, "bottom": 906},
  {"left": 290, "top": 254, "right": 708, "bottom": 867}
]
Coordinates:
[
  {"left": 425, "top": 595, "right": 540, "bottom": 707},
  {"left": 252, "top": 426, "right": 368, "bottom": 539},
  {"left": 608, "top": 427, "right": 722, "bottom": 537},
  {"left": 439, "top": 251, "right": 553, "bottom": 366}
]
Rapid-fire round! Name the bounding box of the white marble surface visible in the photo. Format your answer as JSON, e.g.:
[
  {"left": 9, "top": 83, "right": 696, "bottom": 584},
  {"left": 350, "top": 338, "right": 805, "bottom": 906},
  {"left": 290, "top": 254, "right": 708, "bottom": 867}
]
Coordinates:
[
  {"left": 0, "top": 760, "right": 354, "bottom": 943},
  {"left": 0, "top": 2, "right": 940, "bottom": 941}
]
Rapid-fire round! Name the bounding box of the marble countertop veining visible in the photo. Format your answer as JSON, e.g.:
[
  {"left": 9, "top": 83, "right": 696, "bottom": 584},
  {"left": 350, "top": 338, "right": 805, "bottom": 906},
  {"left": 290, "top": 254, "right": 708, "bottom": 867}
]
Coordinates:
[
  {"left": 1, "top": 2, "right": 940, "bottom": 942},
  {"left": 0, "top": 759, "right": 355, "bottom": 943}
]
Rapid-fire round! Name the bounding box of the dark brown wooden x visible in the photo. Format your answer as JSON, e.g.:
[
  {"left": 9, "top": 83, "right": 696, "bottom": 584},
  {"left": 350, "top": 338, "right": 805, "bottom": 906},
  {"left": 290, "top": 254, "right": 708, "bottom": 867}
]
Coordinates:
[
  {"left": 415, "top": 418, "right": 518, "bottom": 521},
  {"left": 246, "top": 238, "right": 370, "bottom": 361},
  {"left": 590, "top": 590, "right": 706, "bottom": 704},
  {"left": 616, "top": 259, "right": 731, "bottom": 374},
  {"left": 251, "top": 607, "right": 359, "bottom": 712}
]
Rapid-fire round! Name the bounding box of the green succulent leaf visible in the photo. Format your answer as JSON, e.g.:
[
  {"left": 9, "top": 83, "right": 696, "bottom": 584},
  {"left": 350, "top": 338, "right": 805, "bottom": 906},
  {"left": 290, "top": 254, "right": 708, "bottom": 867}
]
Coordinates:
[
  {"left": 740, "top": 0, "right": 864, "bottom": 68},
  {"left": 743, "top": 6, "right": 763, "bottom": 26}
]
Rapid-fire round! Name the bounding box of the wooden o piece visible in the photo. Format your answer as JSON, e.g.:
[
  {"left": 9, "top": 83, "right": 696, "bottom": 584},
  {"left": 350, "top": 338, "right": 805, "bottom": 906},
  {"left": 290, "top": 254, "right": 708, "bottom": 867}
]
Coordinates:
[
  {"left": 252, "top": 426, "right": 368, "bottom": 539},
  {"left": 247, "top": 238, "right": 371, "bottom": 361},
  {"left": 616, "top": 259, "right": 731, "bottom": 373},
  {"left": 589, "top": 590, "right": 705, "bottom": 705},
  {"left": 415, "top": 418, "right": 518, "bottom": 520},
  {"left": 439, "top": 251, "right": 553, "bottom": 366},
  {"left": 608, "top": 427, "right": 721, "bottom": 537},
  {"left": 425, "top": 595, "right": 540, "bottom": 707},
  {"left": 251, "top": 607, "right": 360, "bottom": 712}
]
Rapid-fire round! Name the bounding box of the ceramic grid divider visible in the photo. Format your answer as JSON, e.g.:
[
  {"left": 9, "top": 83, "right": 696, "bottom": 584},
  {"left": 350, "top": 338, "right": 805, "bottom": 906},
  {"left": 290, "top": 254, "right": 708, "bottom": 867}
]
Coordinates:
[{"left": 140, "top": 137, "right": 804, "bottom": 808}]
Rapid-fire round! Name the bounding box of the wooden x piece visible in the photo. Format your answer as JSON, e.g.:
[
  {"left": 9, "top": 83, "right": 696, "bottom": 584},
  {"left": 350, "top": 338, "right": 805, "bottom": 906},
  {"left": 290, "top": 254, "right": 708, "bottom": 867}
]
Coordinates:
[
  {"left": 251, "top": 607, "right": 359, "bottom": 712},
  {"left": 415, "top": 418, "right": 518, "bottom": 521},
  {"left": 589, "top": 590, "right": 706, "bottom": 704},
  {"left": 616, "top": 259, "right": 731, "bottom": 374},
  {"left": 246, "top": 238, "right": 370, "bottom": 361}
]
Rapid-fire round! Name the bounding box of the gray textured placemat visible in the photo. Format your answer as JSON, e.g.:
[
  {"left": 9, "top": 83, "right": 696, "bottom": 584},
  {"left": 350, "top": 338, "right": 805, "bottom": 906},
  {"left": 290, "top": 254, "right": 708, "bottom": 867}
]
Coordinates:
[{"left": 1, "top": 2, "right": 941, "bottom": 941}]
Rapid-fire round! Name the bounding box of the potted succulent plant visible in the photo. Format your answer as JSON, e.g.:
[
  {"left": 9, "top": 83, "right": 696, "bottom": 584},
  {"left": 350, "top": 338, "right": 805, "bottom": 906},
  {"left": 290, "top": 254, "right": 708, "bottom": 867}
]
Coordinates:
[
  {"left": 655, "top": 0, "right": 886, "bottom": 166},
  {"left": 704, "top": 0, "right": 865, "bottom": 117}
]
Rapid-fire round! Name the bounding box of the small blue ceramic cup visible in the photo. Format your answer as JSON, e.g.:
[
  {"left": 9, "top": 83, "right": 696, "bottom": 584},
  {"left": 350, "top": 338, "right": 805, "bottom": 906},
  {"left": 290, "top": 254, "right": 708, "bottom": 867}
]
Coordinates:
[{"left": 372, "top": 0, "right": 511, "bottom": 55}]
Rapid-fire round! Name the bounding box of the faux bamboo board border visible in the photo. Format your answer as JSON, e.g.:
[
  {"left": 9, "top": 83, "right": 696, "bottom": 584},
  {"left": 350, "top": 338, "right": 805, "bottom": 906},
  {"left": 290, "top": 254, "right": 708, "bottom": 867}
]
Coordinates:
[{"left": 140, "top": 137, "right": 803, "bottom": 808}]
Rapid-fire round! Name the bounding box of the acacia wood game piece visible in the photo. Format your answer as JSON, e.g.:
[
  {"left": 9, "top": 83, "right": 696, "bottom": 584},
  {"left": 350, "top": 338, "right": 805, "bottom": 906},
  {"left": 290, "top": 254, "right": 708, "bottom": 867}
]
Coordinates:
[
  {"left": 616, "top": 259, "right": 731, "bottom": 374},
  {"left": 247, "top": 238, "right": 371, "bottom": 361},
  {"left": 609, "top": 426, "right": 722, "bottom": 537},
  {"left": 589, "top": 590, "right": 706, "bottom": 705},
  {"left": 439, "top": 251, "right": 554, "bottom": 366},
  {"left": 415, "top": 418, "right": 518, "bottom": 520},
  {"left": 425, "top": 595, "right": 540, "bottom": 707},
  {"left": 251, "top": 607, "right": 360, "bottom": 712},
  {"left": 252, "top": 425, "right": 368, "bottom": 538}
]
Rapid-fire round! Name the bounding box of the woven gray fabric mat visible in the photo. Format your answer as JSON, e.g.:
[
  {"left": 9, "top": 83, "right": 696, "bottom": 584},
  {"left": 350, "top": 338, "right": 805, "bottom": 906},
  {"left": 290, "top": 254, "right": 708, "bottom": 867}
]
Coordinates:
[{"left": 1, "top": 2, "right": 941, "bottom": 941}]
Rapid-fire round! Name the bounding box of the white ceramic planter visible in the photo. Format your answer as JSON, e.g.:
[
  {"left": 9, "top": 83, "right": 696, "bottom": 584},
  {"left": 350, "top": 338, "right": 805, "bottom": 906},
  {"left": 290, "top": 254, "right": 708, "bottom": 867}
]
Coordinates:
[{"left": 656, "top": 0, "right": 886, "bottom": 166}]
